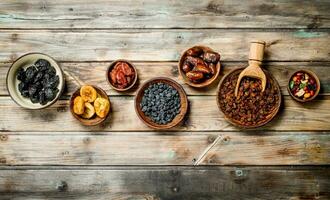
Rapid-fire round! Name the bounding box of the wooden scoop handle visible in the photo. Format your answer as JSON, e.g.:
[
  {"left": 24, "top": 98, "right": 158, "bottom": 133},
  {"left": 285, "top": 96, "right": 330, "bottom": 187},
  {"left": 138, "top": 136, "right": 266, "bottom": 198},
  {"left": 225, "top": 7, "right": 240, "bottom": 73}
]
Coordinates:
[{"left": 248, "top": 40, "right": 265, "bottom": 66}]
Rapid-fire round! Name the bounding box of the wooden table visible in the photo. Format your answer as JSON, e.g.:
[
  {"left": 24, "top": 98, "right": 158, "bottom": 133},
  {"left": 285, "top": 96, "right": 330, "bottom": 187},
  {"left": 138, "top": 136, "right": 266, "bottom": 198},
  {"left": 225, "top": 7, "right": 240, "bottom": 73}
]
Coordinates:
[{"left": 0, "top": 1, "right": 329, "bottom": 199}]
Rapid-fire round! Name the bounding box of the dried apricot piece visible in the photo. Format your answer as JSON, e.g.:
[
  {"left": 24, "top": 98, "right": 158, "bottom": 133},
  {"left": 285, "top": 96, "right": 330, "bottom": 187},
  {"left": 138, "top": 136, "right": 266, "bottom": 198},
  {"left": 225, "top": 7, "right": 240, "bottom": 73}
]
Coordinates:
[
  {"left": 73, "top": 96, "right": 85, "bottom": 115},
  {"left": 80, "top": 85, "right": 97, "bottom": 102},
  {"left": 81, "top": 102, "right": 95, "bottom": 119},
  {"left": 94, "top": 97, "right": 110, "bottom": 118}
]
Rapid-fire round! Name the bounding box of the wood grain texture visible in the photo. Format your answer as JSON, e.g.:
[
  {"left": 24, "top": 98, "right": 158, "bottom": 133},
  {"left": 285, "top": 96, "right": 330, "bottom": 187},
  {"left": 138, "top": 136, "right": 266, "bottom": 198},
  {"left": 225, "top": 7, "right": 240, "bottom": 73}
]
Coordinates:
[
  {"left": 0, "top": 0, "right": 329, "bottom": 29},
  {"left": 0, "top": 132, "right": 329, "bottom": 165},
  {"left": 0, "top": 167, "right": 329, "bottom": 199},
  {"left": 1, "top": 61, "right": 330, "bottom": 96},
  {"left": 0, "top": 30, "right": 329, "bottom": 62},
  {"left": 1, "top": 96, "right": 330, "bottom": 132}
]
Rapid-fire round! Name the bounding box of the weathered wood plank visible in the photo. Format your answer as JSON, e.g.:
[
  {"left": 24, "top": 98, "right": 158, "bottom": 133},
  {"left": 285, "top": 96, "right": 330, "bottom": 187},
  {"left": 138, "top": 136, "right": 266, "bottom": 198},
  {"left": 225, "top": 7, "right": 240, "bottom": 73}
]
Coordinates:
[
  {"left": 1, "top": 61, "right": 330, "bottom": 96},
  {"left": 0, "top": 0, "right": 329, "bottom": 29},
  {"left": 0, "top": 133, "right": 212, "bottom": 165},
  {"left": 0, "top": 132, "right": 329, "bottom": 165},
  {"left": 197, "top": 133, "right": 330, "bottom": 165},
  {"left": 0, "top": 167, "right": 329, "bottom": 199},
  {"left": 0, "top": 30, "right": 329, "bottom": 62},
  {"left": 0, "top": 96, "right": 330, "bottom": 132}
]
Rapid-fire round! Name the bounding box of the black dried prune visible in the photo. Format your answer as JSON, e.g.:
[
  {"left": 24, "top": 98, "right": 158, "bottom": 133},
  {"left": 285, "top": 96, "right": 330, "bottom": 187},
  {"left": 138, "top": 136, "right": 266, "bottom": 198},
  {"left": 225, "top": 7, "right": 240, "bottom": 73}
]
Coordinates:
[
  {"left": 38, "top": 90, "right": 47, "bottom": 105},
  {"left": 28, "top": 85, "right": 38, "bottom": 97},
  {"left": 35, "top": 59, "right": 50, "bottom": 71},
  {"left": 25, "top": 66, "right": 37, "bottom": 83},
  {"left": 33, "top": 71, "right": 44, "bottom": 83},
  {"left": 30, "top": 95, "right": 39, "bottom": 104},
  {"left": 44, "top": 88, "right": 56, "bottom": 101},
  {"left": 46, "top": 66, "right": 56, "bottom": 76},
  {"left": 46, "top": 75, "right": 59, "bottom": 89},
  {"left": 17, "top": 68, "right": 26, "bottom": 81},
  {"left": 18, "top": 82, "right": 27, "bottom": 93}
]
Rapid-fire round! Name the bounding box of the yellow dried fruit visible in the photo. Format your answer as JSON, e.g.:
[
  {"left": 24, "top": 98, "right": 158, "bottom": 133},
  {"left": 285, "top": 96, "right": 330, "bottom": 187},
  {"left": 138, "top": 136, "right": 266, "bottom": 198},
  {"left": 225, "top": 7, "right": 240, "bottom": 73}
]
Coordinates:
[
  {"left": 73, "top": 96, "right": 85, "bottom": 115},
  {"left": 81, "top": 102, "right": 95, "bottom": 119},
  {"left": 94, "top": 97, "right": 110, "bottom": 118},
  {"left": 80, "top": 85, "right": 97, "bottom": 102}
]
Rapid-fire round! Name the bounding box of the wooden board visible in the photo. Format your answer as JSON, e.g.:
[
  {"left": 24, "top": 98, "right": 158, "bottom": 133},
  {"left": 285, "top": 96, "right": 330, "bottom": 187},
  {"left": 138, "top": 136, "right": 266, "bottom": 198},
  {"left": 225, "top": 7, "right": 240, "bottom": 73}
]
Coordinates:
[
  {"left": 0, "top": 30, "right": 329, "bottom": 62},
  {"left": 0, "top": 132, "right": 329, "bottom": 166},
  {"left": 0, "top": 0, "right": 329, "bottom": 29},
  {"left": 1, "top": 61, "right": 330, "bottom": 96},
  {"left": 1, "top": 96, "right": 330, "bottom": 132},
  {"left": 0, "top": 167, "right": 329, "bottom": 199}
]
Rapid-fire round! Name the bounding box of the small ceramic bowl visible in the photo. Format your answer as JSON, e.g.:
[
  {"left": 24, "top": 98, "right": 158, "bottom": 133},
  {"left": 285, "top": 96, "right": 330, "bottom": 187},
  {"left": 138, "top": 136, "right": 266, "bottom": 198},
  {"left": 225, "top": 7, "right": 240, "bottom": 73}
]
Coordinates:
[
  {"left": 287, "top": 69, "right": 320, "bottom": 102},
  {"left": 135, "top": 77, "right": 188, "bottom": 130},
  {"left": 106, "top": 59, "right": 138, "bottom": 92},
  {"left": 70, "top": 85, "right": 111, "bottom": 126},
  {"left": 178, "top": 45, "right": 221, "bottom": 88},
  {"left": 6, "top": 53, "right": 65, "bottom": 109}
]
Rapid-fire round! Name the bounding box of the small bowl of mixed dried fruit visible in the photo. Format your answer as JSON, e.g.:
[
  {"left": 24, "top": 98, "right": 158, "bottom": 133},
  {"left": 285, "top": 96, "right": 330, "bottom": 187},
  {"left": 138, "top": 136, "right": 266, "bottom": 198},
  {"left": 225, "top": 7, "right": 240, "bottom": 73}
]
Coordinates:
[
  {"left": 178, "top": 46, "right": 221, "bottom": 87},
  {"left": 107, "top": 60, "right": 138, "bottom": 92},
  {"left": 288, "top": 70, "right": 320, "bottom": 102}
]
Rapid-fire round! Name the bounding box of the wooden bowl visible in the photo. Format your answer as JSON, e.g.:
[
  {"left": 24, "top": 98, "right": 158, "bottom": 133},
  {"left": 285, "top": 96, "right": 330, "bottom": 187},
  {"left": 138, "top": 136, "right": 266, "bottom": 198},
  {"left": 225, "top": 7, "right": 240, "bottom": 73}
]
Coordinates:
[
  {"left": 70, "top": 86, "right": 110, "bottom": 126},
  {"left": 106, "top": 59, "right": 138, "bottom": 92},
  {"left": 216, "top": 68, "right": 282, "bottom": 129},
  {"left": 6, "top": 53, "right": 65, "bottom": 109},
  {"left": 178, "top": 45, "right": 221, "bottom": 88},
  {"left": 135, "top": 77, "right": 188, "bottom": 129},
  {"left": 287, "top": 69, "right": 320, "bottom": 103}
]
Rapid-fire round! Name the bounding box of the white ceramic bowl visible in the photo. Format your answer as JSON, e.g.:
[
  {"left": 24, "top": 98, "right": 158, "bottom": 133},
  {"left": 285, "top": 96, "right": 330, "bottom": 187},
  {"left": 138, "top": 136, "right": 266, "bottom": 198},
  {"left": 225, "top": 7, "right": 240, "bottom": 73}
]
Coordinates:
[{"left": 6, "top": 53, "right": 65, "bottom": 109}]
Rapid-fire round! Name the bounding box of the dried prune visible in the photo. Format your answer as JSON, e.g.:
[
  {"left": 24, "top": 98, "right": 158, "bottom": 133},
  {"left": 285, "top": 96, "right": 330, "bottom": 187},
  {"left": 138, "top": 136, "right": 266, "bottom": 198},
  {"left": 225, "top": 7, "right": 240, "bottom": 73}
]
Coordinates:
[
  {"left": 35, "top": 59, "right": 50, "bottom": 70},
  {"left": 44, "top": 88, "right": 57, "bottom": 101},
  {"left": 46, "top": 66, "right": 56, "bottom": 76},
  {"left": 17, "top": 68, "right": 26, "bottom": 81},
  {"left": 33, "top": 71, "right": 44, "bottom": 83},
  {"left": 18, "top": 82, "right": 27, "bottom": 93},
  {"left": 28, "top": 85, "right": 38, "bottom": 97},
  {"left": 25, "top": 66, "right": 37, "bottom": 83}
]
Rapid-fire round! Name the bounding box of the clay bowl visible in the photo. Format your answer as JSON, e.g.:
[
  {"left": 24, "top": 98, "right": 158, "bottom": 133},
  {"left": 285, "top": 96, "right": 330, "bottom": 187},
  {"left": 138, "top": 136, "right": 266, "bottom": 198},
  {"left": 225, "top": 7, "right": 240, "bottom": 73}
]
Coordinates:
[
  {"left": 70, "top": 86, "right": 111, "bottom": 126},
  {"left": 287, "top": 69, "right": 320, "bottom": 103},
  {"left": 178, "top": 45, "right": 221, "bottom": 88},
  {"left": 106, "top": 59, "right": 138, "bottom": 92},
  {"left": 216, "top": 68, "right": 282, "bottom": 129},
  {"left": 6, "top": 53, "right": 65, "bottom": 109},
  {"left": 135, "top": 77, "right": 188, "bottom": 130}
]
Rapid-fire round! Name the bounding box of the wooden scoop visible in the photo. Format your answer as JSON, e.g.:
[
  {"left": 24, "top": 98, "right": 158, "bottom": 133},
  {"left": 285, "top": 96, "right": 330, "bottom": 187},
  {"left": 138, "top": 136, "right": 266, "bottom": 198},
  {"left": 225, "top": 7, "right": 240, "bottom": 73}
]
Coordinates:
[{"left": 235, "top": 40, "right": 266, "bottom": 97}]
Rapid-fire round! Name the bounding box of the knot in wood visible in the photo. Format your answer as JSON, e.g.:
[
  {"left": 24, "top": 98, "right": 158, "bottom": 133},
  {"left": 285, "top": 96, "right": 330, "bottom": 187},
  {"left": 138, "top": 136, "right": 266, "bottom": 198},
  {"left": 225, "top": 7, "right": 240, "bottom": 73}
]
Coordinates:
[
  {"left": 235, "top": 169, "right": 243, "bottom": 177},
  {"left": 172, "top": 186, "right": 179, "bottom": 193},
  {"left": 56, "top": 181, "right": 68, "bottom": 192},
  {"left": 0, "top": 134, "right": 8, "bottom": 141}
]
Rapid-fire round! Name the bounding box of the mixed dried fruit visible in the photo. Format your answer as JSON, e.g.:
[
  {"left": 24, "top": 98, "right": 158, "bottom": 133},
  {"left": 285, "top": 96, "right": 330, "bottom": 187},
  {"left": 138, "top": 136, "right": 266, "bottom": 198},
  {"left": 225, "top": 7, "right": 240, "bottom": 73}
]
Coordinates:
[
  {"left": 289, "top": 71, "right": 318, "bottom": 100},
  {"left": 17, "top": 59, "right": 59, "bottom": 105},
  {"left": 109, "top": 61, "right": 135, "bottom": 89},
  {"left": 218, "top": 70, "right": 280, "bottom": 127},
  {"left": 140, "top": 82, "right": 181, "bottom": 125},
  {"left": 73, "top": 85, "right": 110, "bottom": 119},
  {"left": 181, "top": 46, "right": 220, "bottom": 83}
]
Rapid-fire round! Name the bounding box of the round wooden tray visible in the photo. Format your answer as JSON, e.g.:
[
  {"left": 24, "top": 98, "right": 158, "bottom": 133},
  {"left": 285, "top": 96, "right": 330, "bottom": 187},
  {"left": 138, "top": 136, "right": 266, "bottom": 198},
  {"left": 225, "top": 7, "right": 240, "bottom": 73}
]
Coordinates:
[
  {"left": 216, "top": 68, "right": 282, "bottom": 129},
  {"left": 70, "top": 85, "right": 111, "bottom": 126},
  {"left": 178, "top": 45, "right": 221, "bottom": 88},
  {"left": 135, "top": 77, "right": 188, "bottom": 129}
]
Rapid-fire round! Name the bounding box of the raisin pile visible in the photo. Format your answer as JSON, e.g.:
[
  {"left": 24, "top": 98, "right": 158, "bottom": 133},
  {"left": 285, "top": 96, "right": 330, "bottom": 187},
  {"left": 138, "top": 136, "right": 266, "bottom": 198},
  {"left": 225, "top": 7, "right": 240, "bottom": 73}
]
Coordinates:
[
  {"left": 140, "top": 83, "right": 181, "bottom": 125},
  {"left": 218, "top": 70, "right": 280, "bottom": 127},
  {"left": 17, "top": 59, "right": 59, "bottom": 105}
]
